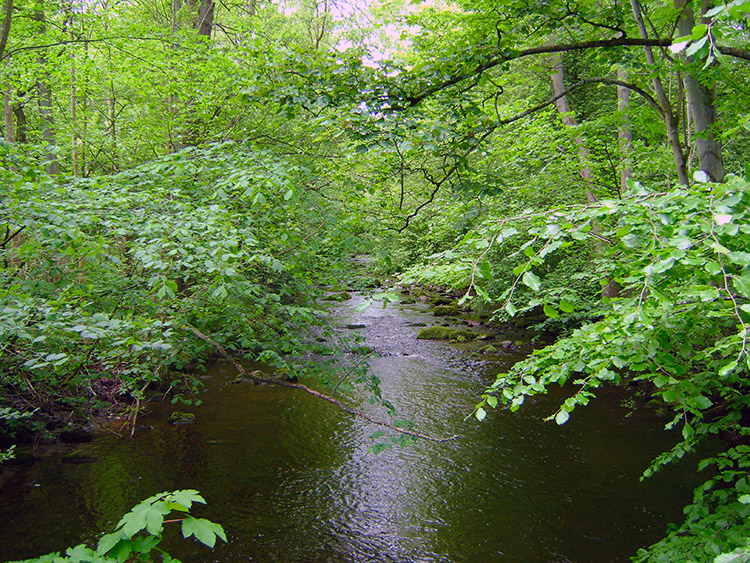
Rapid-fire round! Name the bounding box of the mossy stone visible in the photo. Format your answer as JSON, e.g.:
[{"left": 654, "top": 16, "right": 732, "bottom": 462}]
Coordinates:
[
  {"left": 433, "top": 305, "right": 459, "bottom": 316},
  {"left": 168, "top": 412, "right": 195, "bottom": 425},
  {"left": 416, "top": 326, "right": 476, "bottom": 340}
]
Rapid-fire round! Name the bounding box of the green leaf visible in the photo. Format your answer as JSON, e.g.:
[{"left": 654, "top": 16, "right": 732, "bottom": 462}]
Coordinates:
[
  {"left": 733, "top": 274, "right": 750, "bottom": 298},
  {"left": 691, "top": 23, "right": 708, "bottom": 40},
  {"left": 65, "top": 544, "right": 96, "bottom": 562},
  {"left": 654, "top": 375, "right": 669, "bottom": 388},
  {"left": 543, "top": 304, "right": 559, "bottom": 318},
  {"left": 97, "top": 532, "right": 125, "bottom": 556},
  {"left": 211, "top": 285, "right": 228, "bottom": 300},
  {"left": 131, "top": 535, "right": 161, "bottom": 553},
  {"left": 478, "top": 260, "right": 492, "bottom": 280},
  {"left": 486, "top": 396, "right": 498, "bottom": 408},
  {"left": 522, "top": 271, "right": 541, "bottom": 291},
  {"left": 168, "top": 490, "right": 206, "bottom": 511},
  {"left": 474, "top": 284, "right": 490, "bottom": 301},
  {"left": 712, "top": 242, "right": 731, "bottom": 255},
  {"left": 475, "top": 407, "right": 487, "bottom": 421},
  {"left": 181, "top": 517, "right": 227, "bottom": 548},
  {"left": 685, "top": 36, "right": 707, "bottom": 57},
  {"left": 559, "top": 300, "right": 574, "bottom": 313},
  {"left": 505, "top": 301, "right": 517, "bottom": 317},
  {"left": 555, "top": 410, "right": 570, "bottom": 425}
]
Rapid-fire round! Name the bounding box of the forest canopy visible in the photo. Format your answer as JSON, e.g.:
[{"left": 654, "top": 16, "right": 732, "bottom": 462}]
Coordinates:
[{"left": 1, "top": 0, "right": 750, "bottom": 561}]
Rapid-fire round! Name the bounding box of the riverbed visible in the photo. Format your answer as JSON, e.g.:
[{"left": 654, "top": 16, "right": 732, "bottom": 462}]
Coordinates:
[{"left": 0, "top": 292, "right": 700, "bottom": 562}]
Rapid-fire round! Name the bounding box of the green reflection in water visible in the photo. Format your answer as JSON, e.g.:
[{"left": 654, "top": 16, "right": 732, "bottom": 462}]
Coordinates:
[{"left": 0, "top": 295, "right": 704, "bottom": 563}]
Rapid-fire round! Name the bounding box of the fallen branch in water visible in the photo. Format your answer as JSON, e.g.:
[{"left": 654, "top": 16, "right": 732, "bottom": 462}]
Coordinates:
[{"left": 182, "top": 325, "right": 458, "bottom": 443}]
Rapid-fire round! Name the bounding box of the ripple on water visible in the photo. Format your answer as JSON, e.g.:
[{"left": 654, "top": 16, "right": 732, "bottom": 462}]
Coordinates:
[{"left": 0, "top": 292, "right": 704, "bottom": 563}]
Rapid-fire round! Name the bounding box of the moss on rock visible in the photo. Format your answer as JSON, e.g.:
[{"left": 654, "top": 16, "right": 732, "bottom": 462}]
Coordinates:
[
  {"left": 433, "top": 305, "right": 459, "bottom": 316},
  {"left": 416, "top": 326, "right": 476, "bottom": 341}
]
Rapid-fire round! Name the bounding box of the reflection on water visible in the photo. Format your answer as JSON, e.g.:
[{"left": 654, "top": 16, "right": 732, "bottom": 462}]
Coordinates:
[{"left": 0, "top": 294, "right": 701, "bottom": 562}]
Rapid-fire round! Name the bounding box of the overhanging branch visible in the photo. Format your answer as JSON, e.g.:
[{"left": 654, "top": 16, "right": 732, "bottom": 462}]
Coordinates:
[
  {"left": 403, "top": 37, "right": 750, "bottom": 106},
  {"left": 182, "top": 325, "right": 458, "bottom": 443}
]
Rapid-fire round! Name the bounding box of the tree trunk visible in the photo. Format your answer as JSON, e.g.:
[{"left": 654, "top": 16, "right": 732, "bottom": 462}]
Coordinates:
[
  {"left": 550, "top": 52, "right": 596, "bottom": 203},
  {"left": 630, "top": 0, "right": 689, "bottom": 186},
  {"left": 0, "top": 0, "right": 12, "bottom": 61},
  {"left": 675, "top": 0, "right": 724, "bottom": 181},
  {"left": 13, "top": 93, "right": 26, "bottom": 142},
  {"left": 3, "top": 86, "right": 14, "bottom": 141},
  {"left": 34, "top": 5, "right": 60, "bottom": 175},
  {"left": 68, "top": 15, "right": 79, "bottom": 176},
  {"left": 617, "top": 66, "right": 633, "bottom": 190},
  {"left": 195, "top": 0, "right": 213, "bottom": 38},
  {"left": 107, "top": 91, "right": 117, "bottom": 168},
  {"left": 188, "top": 0, "right": 213, "bottom": 38}
]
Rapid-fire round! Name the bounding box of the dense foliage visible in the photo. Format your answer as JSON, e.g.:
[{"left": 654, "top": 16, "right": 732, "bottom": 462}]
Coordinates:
[
  {"left": 2, "top": 0, "right": 750, "bottom": 560},
  {"left": 0, "top": 140, "right": 363, "bottom": 439}
]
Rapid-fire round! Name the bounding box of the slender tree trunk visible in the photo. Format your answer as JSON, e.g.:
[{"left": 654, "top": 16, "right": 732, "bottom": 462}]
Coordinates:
[
  {"left": 107, "top": 90, "right": 117, "bottom": 168},
  {"left": 551, "top": 53, "right": 621, "bottom": 297},
  {"left": 631, "top": 0, "right": 689, "bottom": 185},
  {"left": 179, "top": 0, "right": 214, "bottom": 146},
  {"left": 34, "top": 5, "right": 60, "bottom": 175},
  {"left": 168, "top": 0, "right": 182, "bottom": 152},
  {"left": 81, "top": 39, "right": 88, "bottom": 176},
  {"left": 617, "top": 66, "right": 633, "bottom": 190},
  {"left": 13, "top": 93, "right": 26, "bottom": 142},
  {"left": 675, "top": 0, "right": 724, "bottom": 181},
  {"left": 550, "top": 52, "right": 596, "bottom": 203},
  {"left": 69, "top": 16, "right": 79, "bottom": 176},
  {"left": 3, "top": 86, "right": 14, "bottom": 141},
  {"left": 0, "top": 0, "right": 12, "bottom": 61}
]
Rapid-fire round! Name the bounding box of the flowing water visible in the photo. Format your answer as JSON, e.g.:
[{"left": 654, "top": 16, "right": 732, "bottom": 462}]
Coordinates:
[{"left": 0, "top": 293, "right": 701, "bottom": 562}]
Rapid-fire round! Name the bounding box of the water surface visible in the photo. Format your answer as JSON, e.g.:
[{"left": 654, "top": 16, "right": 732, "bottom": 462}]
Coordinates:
[{"left": 0, "top": 294, "right": 700, "bottom": 562}]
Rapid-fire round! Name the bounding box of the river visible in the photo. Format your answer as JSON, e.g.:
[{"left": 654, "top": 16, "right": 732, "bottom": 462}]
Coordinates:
[{"left": 0, "top": 292, "right": 700, "bottom": 562}]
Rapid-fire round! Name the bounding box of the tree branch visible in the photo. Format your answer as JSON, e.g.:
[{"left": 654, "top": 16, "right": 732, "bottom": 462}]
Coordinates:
[
  {"left": 402, "top": 37, "right": 750, "bottom": 107},
  {"left": 182, "top": 325, "right": 458, "bottom": 443}
]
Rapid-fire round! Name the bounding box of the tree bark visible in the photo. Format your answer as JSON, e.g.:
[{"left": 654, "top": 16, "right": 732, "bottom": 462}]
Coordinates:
[
  {"left": 34, "top": 4, "right": 59, "bottom": 175},
  {"left": 675, "top": 0, "right": 724, "bottom": 181},
  {"left": 550, "top": 52, "right": 596, "bottom": 203},
  {"left": 630, "top": 0, "right": 689, "bottom": 185},
  {"left": 13, "top": 93, "right": 26, "bottom": 142},
  {"left": 3, "top": 86, "right": 14, "bottom": 141},
  {"left": 190, "top": 0, "right": 213, "bottom": 38},
  {"left": 617, "top": 66, "right": 633, "bottom": 190},
  {"left": 0, "top": 0, "right": 12, "bottom": 61},
  {"left": 68, "top": 14, "right": 79, "bottom": 175}
]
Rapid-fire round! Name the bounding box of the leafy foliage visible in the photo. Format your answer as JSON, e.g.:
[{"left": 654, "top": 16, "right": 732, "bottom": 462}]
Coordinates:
[
  {"left": 9, "top": 490, "right": 225, "bottom": 563},
  {"left": 0, "top": 140, "right": 361, "bottom": 427},
  {"left": 458, "top": 173, "right": 750, "bottom": 561}
]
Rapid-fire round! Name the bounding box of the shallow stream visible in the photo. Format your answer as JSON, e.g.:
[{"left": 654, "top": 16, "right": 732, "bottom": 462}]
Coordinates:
[{"left": 0, "top": 293, "right": 700, "bottom": 562}]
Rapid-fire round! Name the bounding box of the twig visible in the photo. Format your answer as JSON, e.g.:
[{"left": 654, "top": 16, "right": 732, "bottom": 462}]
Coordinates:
[
  {"left": 181, "top": 325, "right": 458, "bottom": 443},
  {"left": 93, "top": 419, "right": 125, "bottom": 438}
]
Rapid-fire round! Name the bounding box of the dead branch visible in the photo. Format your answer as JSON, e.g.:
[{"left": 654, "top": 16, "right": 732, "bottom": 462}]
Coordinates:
[{"left": 182, "top": 325, "right": 459, "bottom": 443}]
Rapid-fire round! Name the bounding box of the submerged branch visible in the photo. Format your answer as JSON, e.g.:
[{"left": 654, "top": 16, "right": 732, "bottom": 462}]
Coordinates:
[{"left": 182, "top": 325, "right": 459, "bottom": 443}]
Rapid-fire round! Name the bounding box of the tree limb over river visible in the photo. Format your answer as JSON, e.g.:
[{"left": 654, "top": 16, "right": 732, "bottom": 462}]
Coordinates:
[{"left": 182, "top": 325, "right": 459, "bottom": 443}]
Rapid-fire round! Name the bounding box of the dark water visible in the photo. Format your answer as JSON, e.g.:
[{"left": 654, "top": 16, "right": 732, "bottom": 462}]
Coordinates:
[{"left": 0, "top": 294, "right": 700, "bottom": 562}]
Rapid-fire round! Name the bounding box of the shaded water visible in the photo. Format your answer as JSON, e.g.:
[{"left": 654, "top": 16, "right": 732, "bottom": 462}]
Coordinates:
[{"left": 0, "top": 294, "right": 700, "bottom": 562}]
